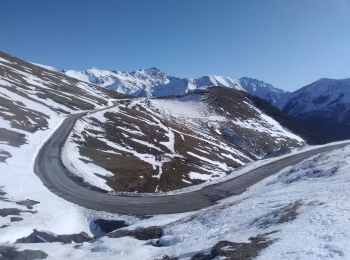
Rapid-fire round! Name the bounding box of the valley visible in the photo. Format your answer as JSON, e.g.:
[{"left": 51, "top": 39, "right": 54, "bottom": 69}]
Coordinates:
[{"left": 1, "top": 50, "right": 350, "bottom": 259}]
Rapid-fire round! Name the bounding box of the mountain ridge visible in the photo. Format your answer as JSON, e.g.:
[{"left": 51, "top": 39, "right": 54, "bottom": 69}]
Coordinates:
[{"left": 63, "top": 67, "right": 244, "bottom": 97}]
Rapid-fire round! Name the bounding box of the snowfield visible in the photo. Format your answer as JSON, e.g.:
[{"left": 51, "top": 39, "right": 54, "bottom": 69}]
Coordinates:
[{"left": 9, "top": 144, "right": 350, "bottom": 259}]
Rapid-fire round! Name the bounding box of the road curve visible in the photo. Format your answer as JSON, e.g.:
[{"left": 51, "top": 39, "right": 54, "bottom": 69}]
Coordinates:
[{"left": 34, "top": 104, "right": 350, "bottom": 215}]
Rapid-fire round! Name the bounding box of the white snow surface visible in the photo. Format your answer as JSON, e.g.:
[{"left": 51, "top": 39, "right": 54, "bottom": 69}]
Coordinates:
[
  {"left": 29, "top": 62, "right": 59, "bottom": 72},
  {"left": 64, "top": 67, "right": 244, "bottom": 97},
  {"left": 13, "top": 143, "right": 350, "bottom": 259}
]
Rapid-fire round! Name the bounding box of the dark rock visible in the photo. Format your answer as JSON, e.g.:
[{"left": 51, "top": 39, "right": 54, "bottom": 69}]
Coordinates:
[
  {"left": 253, "top": 201, "right": 302, "bottom": 229},
  {"left": 0, "top": 245, "right": 48, "bottom": 260},
  {"left": 0, "top": 150, "right": 11, "bottom": 163},
  {"left": 135, "top": 226, "right": 163, "bottom": 240},
  {"left": 0, "top": 188, "right": 9, "bottom": 202},
  {"left": 191, "top": 233, "right": 274, "bottom": 260},
  {"left": 108, "top": 226, "right": 163, "bottom": 241},
  {"left": 10, "top": 217, "right": 23, "bottom": 222},
  {"left": 0, "top": 208, "right": 36, "bottom": 217},
  {"left": 191, "top": 252, "right": 212, "bottom": 260},
  {"left": 16, "top": 199, "right": 40, "bottom": 209},
  {"left": 16, "top": 229, "right": 92, "bottom": 244},
  {"left": 148, "top": 239, "right": 164, "bottom": 247},
  {"left": 263, "top": 147, "right": 291, "bottom": 159},
  {"left": 157, "top": 255, "right": 179, "bottom": 260},
  {"left": 0, "top": 208, "right": 21, "bottom": 217},
  {"left": 93, "top": 219, "right": 128, "bottom": 234}
]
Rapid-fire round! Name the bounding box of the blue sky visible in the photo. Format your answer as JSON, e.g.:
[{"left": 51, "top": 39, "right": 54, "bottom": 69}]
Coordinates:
[{"left": 1, "top": 0, "right": 350, "bottom": 90}]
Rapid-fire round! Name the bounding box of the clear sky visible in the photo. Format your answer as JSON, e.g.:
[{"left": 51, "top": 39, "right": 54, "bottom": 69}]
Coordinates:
[{"left": 1, "top": 0, "right": 350, "bottom": 90}]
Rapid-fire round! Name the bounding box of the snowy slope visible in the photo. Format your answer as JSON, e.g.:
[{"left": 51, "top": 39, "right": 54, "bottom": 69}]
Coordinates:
[
  {"left": 12, "top": 143, "right": 350, "bottom": 259},
  {"left": 239, "top": 77, "right": 289, "bottom": 109},
  {"left": 64, "top": 67, "right": 244, "bottom": 97},
  {"left": 283, "top": 78, "right": 350, "bottom": 140},
  {"left": 0, "top": 51, "right": 126, "bottom": 244},
  {"left": 63, "top": 87, "right": 304, "bottom": 193}
]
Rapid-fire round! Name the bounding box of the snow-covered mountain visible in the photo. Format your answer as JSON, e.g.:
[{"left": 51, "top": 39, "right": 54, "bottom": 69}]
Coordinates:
[
  {"left": 282, "top": 78, "right": 350, "bottom": 140},
  {"left": 64, "top": 87, "right": 305, "bottom": 192},
  {"left": 3, "top": 51, "right": 350, "bottom": 260},
  {"left": 64, "top": 67, "right": 172, "bottom": 96},
  {"left": 239, "top": 77, "right": 289, "bottom": 109},
  {"left": 237, "top": 76, "right": 350, "bottom": 141},
  {"left": 64, "top": 67, "right": 244, "bottom": 97},
  {"left": 64, "top": 68, "right": 294, "bottom": 109}
]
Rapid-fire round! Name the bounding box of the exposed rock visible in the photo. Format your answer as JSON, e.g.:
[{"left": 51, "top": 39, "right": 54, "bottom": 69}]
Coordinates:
[
  {"left": 16, "top": 229, "right": 92, "bottom": 244},
  {"left": 16, "top": 200, "right": 40, "bottom": 210},
  {"left": 0, "top": 128, "right": 27, "bottom": 147},
  {"left": 0, "top": 245, "right": 47, "bottom": 260},
  {"left": 93, "top": 219, "right": 128, "bottom": 234},
  {"left": 156, "top": 255, "right": 179, "bottom": 260},
  {"left": 0, "top": 188, "right": 8, "bottom": 202},
  {"left": 263, "top": 147, "right": 291, "bottom": 159},
  {"left": 0, "top": 150, "right": 11, "bottom": 163},
  {"left": 191, "top": 233, "right": 275, "bottom": 260},
  {"left": 108, "top": 226, "right": 163, "bottom": 240},
  {"left": 10, "top": 217, "right": 23, "bottom": 222},
  {"left": 0, "top": 208, "right": 36, "bottom": 217},
  {"left": 253, "top": 201, "right": 302, "bottom": 229}
]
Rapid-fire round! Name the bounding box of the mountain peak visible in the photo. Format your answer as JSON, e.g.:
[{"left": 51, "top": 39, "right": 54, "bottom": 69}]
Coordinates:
[
  {"left": 131, "top": 67, "right": 166, "bottom": 76},
  {"left": 239, "top": 77, "right": 289, "bottom": 109}
]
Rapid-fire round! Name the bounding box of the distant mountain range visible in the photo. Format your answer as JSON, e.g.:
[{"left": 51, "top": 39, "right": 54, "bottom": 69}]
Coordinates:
[
  {"left": 62, "top": 67, "right": 350, "bottom": 142},
  {"left": 63, "top": 67, "right": 244, "bottom": 97},
  {"left": 282, "top": 78, "right": 350, "bottom": 140},
  {"left": 62, "top": 67, "right": 291, "bottom": 105}
]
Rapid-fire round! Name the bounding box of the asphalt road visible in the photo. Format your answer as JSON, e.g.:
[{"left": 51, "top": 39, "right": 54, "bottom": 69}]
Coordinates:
[{"left": 34, "top": 104, "right": 350, "bottom": 215}]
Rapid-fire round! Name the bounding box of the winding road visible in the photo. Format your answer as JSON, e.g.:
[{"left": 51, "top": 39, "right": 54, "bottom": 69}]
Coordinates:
[{"left": 34, "top": 103, "right": 350, "bottom": 215}]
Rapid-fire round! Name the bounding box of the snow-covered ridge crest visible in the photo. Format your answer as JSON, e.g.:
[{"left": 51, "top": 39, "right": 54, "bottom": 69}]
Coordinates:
[
  {"left": 64, "top": 67, "right": 244, "bottom": 97},
  {"left": 239, "top": 77, "right": 290, "bottom": 109}
]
